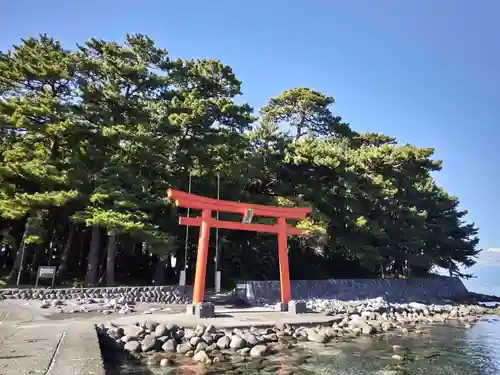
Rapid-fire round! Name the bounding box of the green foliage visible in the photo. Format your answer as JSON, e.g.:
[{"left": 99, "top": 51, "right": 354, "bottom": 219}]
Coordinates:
[{"left": 0, "top": 33, "right": 481, "bottom": 286}]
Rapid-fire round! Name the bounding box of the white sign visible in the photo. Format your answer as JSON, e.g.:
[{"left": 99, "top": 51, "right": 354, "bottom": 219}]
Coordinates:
[
  {"left": 242, "top": 208, "right": 254, "bottom": 224},
  {"left": 36, "top": 266, "right": 56, "bottom": 288},
  {"left": 38, "top": 266, "right": 56, "bottom": 278}
]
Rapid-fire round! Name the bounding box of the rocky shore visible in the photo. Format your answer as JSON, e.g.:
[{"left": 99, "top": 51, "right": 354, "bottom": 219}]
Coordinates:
[{"left": 96, "top": 298, "right": 500, "bottom": 371}]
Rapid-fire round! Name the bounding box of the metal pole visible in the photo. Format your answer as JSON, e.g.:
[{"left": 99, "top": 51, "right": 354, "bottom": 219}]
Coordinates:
[
  {"left": 16, "top": 245, "right": 25, "bottom": 287},
  {"left": 214, "top": 174, "right": 220, "bottom": 291}
]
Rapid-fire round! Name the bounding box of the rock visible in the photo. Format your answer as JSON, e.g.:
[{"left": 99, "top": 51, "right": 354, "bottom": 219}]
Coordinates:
[
  {"left": 217, "top": 335, "right": 231, "bottom": 349},
  {"left": 176, "top": 343, "right": 192, "bottom": 354},
  {"left": 250, "top": 344, "right": 269, "bottom": 357},
  {"left": 237, "top": 347, "right": 251, "bottom": 356},
  {"left": 157, "top": 335, "right": 169, "bottom": 343},
  {"left": 195, "top": 342, "right": 208, "bottom": 353},
  {"left": 381, "top": 322, "right": 393, "bottom": 331},
  {"left": 409, "top": 302, "right": 427, "bottom": 311},
  {"left": 194, "top": 325, "right": 206, "bottom": 337},
  {"left": 174, "top": 329, "right": 184, "bottom": 340},
  {"left": 160, "top": 358, "right": 174, "bottom": 367},
  {"left": 305, "top": 329, "right": 327, "bottom": 343},
  {"left": 243, "top": 332, "right": 259, "bottom": 346},
  {"left": 162, "top": 339, "right": 177, "bottom": 352},
  {"left": 459, "top": 306, "right": 471, "bottom": 316},
  {"left": 124, "top": 340, "right": 141, "bottom": 352},
  {"left": 141, "top": 334, "right": 158, "bottom": 352},
  {"left": 52, "top": 300, "right": 64, "bottom": 307},
  {"left": 205, "top": 324, "right": 216, "bottom": 334},
  {"left": 322, "top": 327, "right": 337, "bottom": 338},
  {"left": 392, "top": 354, "right": 403, "bottom": 361},
  {"left": 190, "top": 336, "right": 202, "bottom": 346},
  {"left": 121, "top": 336, "right": 131, "bottom": 343},
  {"left": 193, "top": 350, "right": 211, "bottom": 364},
  {"left": 165, "top": 324, "right": 178, "bottom": 332},
  {"left": 202, "top": 334, "right": 214, "bottom": 345},
  {"left": 147, "top": 353, "right": 165, "bottom": 366},
  {"left": 213, "top": 353, "right": 230, "bottom": 363},
  {"left": 230, "top": 335, "right": 247, "bottom": 349},
  {"left": 154, "top": 324, "right": 167, "bottom": 337},
  {"left": 123, "top": 325, "right": 144, "bottom": 340},
  {"left": 184, "top": 329, "right": 196, "bottom": 340},
  {"left": 206, "top": 343, "right": 217, "bottom": 352},
  {"left": 360, "top": 323, "right": 376, "bottom": 335},
  {"left": 107, "top": 328, "right": 124, "bottom": 339}
]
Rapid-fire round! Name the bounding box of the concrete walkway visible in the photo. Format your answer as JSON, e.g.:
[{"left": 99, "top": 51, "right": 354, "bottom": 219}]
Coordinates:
[
  {"left": 106, "top": 306, "right": 338, "bottom": 329},
  {"left": 0, "top": 301, "right": 104, "bottom": 375}
]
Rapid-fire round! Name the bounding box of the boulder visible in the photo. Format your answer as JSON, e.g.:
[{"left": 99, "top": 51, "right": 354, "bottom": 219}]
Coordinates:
[
  {"left": 141, "top": 334, "right": 158, "bottom": 352},
  {"left": 216, "top": 335, "right": 231, "bottom": 349},
  {"left": 124, "top": 340, "right": 141, "bottom": 352},
  {"left": 162, "top": 339, "right": 177, "bottom": 353},
  {"left": 193, "top": 350, "right": 211, "bottom": 364},
  {"left": 305, "top": 329, "right": 327, "bottom": 343},
  {"left": 250, "top": 344, "right": 269, "bottom": 357},
  {"left": 123, "top": 325, "right": 144, "bottom": 340},
  {"left": 230, "top": 335, "right": 247, "bottom": 349}
]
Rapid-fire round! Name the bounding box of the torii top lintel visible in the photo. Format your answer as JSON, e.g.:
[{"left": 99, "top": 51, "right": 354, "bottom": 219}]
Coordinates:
[{"left": 167, "top": 189, "right": 311, "bottom": 220}]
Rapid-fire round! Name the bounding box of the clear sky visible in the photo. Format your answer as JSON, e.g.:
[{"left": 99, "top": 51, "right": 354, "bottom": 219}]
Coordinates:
[{"left": 1, "top": 0, "right": 499, "bottom": 291}]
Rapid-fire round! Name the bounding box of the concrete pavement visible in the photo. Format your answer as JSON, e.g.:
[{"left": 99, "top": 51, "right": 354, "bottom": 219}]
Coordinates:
[
  {"left": 105, "top": 306, "right": 338, "bottom": 329},
  {"left": 0, "top": 301, "right": 104, "bottom": 375}
]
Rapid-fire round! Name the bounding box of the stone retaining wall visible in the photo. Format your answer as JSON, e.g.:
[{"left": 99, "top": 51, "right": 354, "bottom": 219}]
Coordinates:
[
  {"left": 241, "top": 276, "right": 470, "bottom": 304},
  {"left": 0, "top": 276, "right": 469, "bottom": 305},
  {"left": 0, "top": 285, "right": 190, "bottom": 304}
]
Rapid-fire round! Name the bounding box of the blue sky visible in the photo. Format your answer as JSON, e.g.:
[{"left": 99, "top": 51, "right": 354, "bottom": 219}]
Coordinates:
[{"left": 1, "top": 1, "right": 499, "bottom": 292}]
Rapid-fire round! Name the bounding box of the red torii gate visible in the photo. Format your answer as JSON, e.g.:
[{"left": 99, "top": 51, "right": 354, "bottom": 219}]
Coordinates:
[{"left": 167, "top": 188, "right": 311, "bottom": 305}]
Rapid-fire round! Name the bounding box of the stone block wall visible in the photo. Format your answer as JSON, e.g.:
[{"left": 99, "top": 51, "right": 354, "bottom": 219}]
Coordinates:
[
  {"left": 242, "top": 276, "right": 470, "bottom": 304},
  {"left": 0, "top": 285, "right": 190, "bottom": 304},
  {"left": 0, "top": 277, "right": 469, "bottom": 305}
]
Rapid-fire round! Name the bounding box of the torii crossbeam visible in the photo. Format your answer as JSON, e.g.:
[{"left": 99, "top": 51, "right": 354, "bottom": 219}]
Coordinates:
[{"left": 167, "top": 189, "right": 311, "bottom": 305}]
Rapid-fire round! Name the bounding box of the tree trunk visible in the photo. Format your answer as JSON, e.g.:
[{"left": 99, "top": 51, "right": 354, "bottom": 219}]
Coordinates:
[
  {"left": 85, "top": 225, "right": 101, "bottom": 286},
  {"left": 77, "top": 229, "right": 90, "bottom": 277},
  {"left": 106, "top": 235, "right": 117, "bottom": 287},
  {"left": 96, "top": 247, "right": 107, "bottom": 286},
  {"left": 153, "top": 255, "right": 165, "bottom": 285},
  {"left": 7, "top": 219, "right": 30, "bottom": 285},
  {"left": 97, "top": 240, "right": 107, "bottom": 285},
  {"left": 30, "top": 212, "right": 54, "bottom": 272},
  {"left": 58, "top": 224, "right": 76, "bottom": 279},
  {"left": 31, "top": 243, "right": 45, "bottom": 273}
]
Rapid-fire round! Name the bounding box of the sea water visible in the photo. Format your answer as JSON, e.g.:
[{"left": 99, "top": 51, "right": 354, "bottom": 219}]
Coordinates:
[{"left": 107, "top": 315, "right": 500, "bottom": 375}]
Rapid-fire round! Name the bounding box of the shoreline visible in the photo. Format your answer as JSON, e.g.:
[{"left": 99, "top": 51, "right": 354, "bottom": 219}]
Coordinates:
[{"left": 96, "top": 299, "right": 500, "bottom": 372}]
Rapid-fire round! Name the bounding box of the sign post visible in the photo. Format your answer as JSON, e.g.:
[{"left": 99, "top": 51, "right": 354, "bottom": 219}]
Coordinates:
[{"left": 35, "top": 266, "right": 56, "bottom": 288}]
